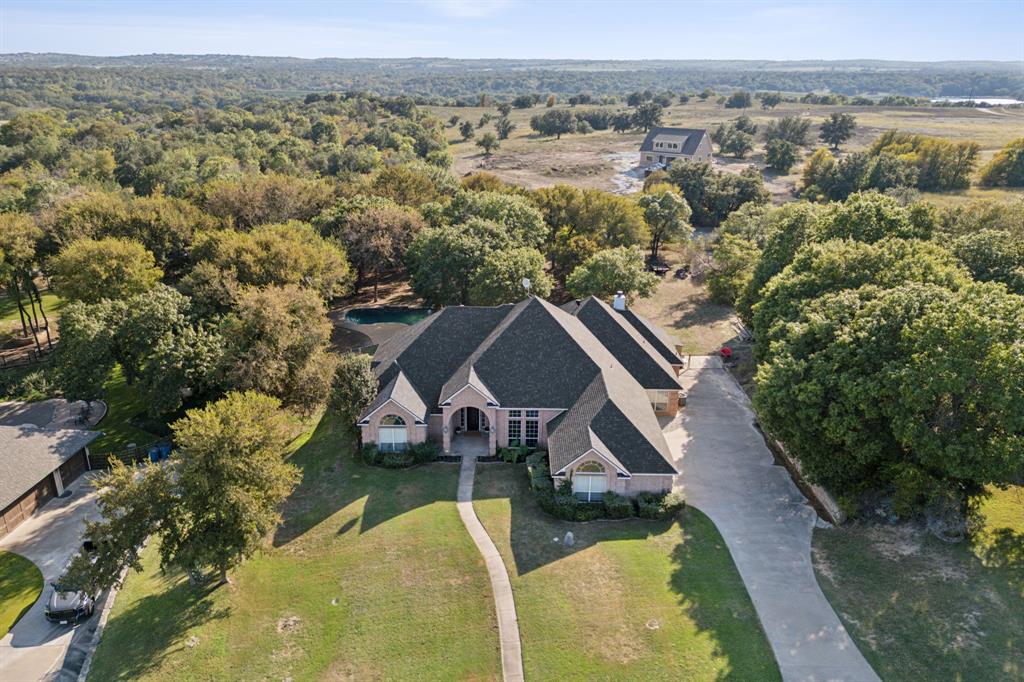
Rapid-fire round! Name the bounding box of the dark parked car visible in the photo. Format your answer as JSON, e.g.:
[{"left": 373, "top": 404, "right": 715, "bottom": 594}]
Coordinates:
[
  {"left": 45, "top": 539, "right": 100, "bottom": 624},
  {"left": 44, "top": 582, "right": 96, "bottom": 624}
]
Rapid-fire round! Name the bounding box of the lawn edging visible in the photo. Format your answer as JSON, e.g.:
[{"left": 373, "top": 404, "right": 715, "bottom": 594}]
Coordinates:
[
  {"left": 755, "top": 423, "right": 846, "bottom": 525},
  {"left": 75, "top": 539, "right": 144, "bottom": 682}
]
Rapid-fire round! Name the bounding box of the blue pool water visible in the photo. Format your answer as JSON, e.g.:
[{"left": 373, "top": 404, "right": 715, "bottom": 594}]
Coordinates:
[{"left": 345, "top": 307, "right": 432, "bottom": 326}]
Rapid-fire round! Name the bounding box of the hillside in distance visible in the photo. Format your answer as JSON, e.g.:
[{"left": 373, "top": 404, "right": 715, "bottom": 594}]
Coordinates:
[{"left": 1, "top": 54, "right": 1021, "bottom": 105}]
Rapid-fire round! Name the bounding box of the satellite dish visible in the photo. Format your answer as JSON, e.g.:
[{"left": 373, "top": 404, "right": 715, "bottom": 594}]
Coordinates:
[{"left": 522, "top": 277, "right": 531, "bottom": 291}]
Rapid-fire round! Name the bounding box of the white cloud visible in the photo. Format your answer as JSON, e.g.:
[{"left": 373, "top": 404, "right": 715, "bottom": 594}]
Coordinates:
[{"left": 422, "top": 0, "right": 513, "bottom": 19}]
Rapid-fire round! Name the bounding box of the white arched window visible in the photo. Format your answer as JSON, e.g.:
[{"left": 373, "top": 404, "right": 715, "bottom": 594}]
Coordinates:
[
  {"left": 572, "top": 461, "right": 607, "bottom": 502},
  {"left": 379, "top": 415, "right": 407, "bottom": 452}
]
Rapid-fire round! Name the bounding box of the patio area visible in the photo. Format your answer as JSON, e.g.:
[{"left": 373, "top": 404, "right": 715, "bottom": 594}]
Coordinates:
[{"left": 450, "top": 432, "right": 490, "bottom": 459}]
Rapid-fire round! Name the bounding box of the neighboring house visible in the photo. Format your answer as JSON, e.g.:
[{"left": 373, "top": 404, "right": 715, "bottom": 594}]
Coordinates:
[
  {"left": 358, "top": 295, "right": 684, "bottom": 500},
  {"left": 638, "top": 126, "right": 713, "bottom": 168},
  {"left": 0, "top": 425, "right": 98, "bottom": 538}
]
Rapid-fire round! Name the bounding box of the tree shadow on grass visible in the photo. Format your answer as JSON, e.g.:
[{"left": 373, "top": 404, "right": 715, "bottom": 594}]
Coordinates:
[
  {"left": 973, "top": 527, "right": 1024, "bottom": 597},
  {"left": 667, "top": 508, "right": 782, "bottom": 681},
  {"left": 89, "top": 577, "right": 229, "bottom": 681},
  {"left": 272, "top": 412, "right": 458, "bottom": 547}
]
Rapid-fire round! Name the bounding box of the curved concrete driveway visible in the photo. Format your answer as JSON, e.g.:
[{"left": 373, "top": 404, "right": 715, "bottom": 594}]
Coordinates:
[
  {"left": 0, "top": 476, "right": 100, "bottom": 682},
  {"left": 669, "top": 357, "right": 879, "bottom": 682}
]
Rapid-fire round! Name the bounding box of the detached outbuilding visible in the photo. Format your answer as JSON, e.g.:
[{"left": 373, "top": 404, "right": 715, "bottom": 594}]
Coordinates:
[{"left": 0, "top": 425, "right": 98, "bottom": 539}]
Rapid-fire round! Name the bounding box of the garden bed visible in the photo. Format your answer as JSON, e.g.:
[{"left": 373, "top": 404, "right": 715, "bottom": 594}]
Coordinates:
[{"left": 526, "top": 452, "right": 684, "bottom": 522}]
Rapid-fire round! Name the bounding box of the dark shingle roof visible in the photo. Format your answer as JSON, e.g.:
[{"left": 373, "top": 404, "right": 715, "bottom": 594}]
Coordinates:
[
  {"left": 0, "top": 425, "right": 99, "bottom": 510},
  {"left": 368, "top": 297, "right": 677, "bottom": 475},
  {"left": 565, "top": 297, "right": 681, "bottom": 390},
  {"left": 358, "top": 369, "right": 428, "bottom": 422},
  {"left": 616, "top": 309, "right": 683, "bottom": 366},
  {"left": 639, "top": 127, "right": 709, "bottom": 155},
  {"left": 370, "top": 305, "right": 511, "bottom": 413}
]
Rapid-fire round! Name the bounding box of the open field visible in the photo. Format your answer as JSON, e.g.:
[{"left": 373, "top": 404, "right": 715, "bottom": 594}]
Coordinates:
[
  {"left": 472, "top": 464, "right": 780, "bottom": 681},
  {"left": 812, "top": 486, "right": 1024, "bottom": 681},
  {"left": 0, "top": 550, "right": 43, "bottom": 636},
  {"left": 432, "top": 100, "right": 1024, "bottom": 205},
  {"left": 88, "top": 412, "right": 501, "bottom": 681}
]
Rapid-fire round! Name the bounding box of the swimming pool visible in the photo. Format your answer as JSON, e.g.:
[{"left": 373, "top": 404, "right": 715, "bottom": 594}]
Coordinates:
[{"left": 345, "top": 307, "right": 432, "bottom": 326}]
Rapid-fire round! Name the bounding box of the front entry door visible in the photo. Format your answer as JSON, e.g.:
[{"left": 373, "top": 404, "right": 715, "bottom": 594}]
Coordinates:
[{"left": 466, "top": 407, "right": 480, "bottom": 431}]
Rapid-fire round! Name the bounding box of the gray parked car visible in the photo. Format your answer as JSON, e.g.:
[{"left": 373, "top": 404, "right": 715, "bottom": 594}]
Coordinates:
[
  {"left": 44, "top": 582, "right": 96, "bottom": 624},
  {"left": 44, "top": 539, "right": 100, "bottom": 624}
]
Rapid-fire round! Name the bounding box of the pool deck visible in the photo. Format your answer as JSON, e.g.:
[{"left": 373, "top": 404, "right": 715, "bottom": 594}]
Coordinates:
[{"left": 328, "top": 306, "right": 429, "bottom": 354}]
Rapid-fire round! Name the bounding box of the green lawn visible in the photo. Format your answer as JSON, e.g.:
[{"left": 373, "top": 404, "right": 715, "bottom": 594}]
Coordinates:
[
  {"left": 472, "top": 464, "right": 780, "bottom": 681},
  {"left": 813, "top": 486, "right": 1024, "bottom": 681},
  {"left": 89, "top": 366, "right": 164, "bottom": 455},
  {"left": 0, "top": 549, "right": 43, "bottom": 636},
  {"left": 0, "top": 290, "right": 63, "bottom": 328},
  {"left": 88, "top": 412, "right": 501, "bottom": 681}
]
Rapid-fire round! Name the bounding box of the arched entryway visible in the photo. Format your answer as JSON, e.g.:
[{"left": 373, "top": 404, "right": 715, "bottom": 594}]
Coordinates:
[
  {"left": 453, "top": 406, "right": 489, "bottom": 434},
  {"left": 448, "top": 406, "right": 492, "bottom": 457}
]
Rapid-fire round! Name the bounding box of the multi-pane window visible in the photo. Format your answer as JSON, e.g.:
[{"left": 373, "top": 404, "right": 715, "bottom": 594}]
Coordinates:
[
  {"left": 573, "top": 461, "right": 607, "bottom": 502},
  {"left": 525, "top": 410, "right": 539, "bottom": 447},
  {"left": 379, "top": 415, "right": 407, "bottom": 452},
  {"left": 507, "top": 412, "right": 522, "bottom": 446}
]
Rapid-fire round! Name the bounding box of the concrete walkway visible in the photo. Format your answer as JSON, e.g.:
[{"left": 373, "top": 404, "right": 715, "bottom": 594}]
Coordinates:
[
  {"left": 668, "top": 356, "right": 879, "bottom": 682},
  {"left": 456, "top": 454, "right": 524, "bottom": 682}
]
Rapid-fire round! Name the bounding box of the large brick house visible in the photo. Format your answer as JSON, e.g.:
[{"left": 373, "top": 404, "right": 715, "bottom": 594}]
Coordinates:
[
  {"left": 357, "top": 295, "right": 685, "bottom": 499},
  {"left": 638, "top": 126, "right": 713, "bottom": 168}
]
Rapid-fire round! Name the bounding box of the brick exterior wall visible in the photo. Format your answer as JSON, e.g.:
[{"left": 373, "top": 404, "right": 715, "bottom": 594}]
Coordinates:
[
  {"left": 359, "top": 399, "right": 428, "bottom": 448},
  {"left": 654, "top": 390, "right": 681, "bottom": 418}
]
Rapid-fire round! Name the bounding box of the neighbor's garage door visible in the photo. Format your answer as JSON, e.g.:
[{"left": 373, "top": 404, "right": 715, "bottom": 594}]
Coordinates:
[
  {"left": 58, "top": 450, "right": 87, "bottom": 486},
  {"left": 0, "top": 473, "right": 58, "bottom": 539}
]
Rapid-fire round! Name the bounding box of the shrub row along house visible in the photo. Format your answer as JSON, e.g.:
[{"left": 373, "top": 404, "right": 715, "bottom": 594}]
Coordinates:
[{"left": 358, "top": 294, "right": 685, "bottom": 500}]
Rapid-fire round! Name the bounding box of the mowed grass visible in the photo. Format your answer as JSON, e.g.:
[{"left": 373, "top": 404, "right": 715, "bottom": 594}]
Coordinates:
[
  {"left": 472, "top": 464, "right": 780, "bottom": 681},
  {"left": 0, "top": 550, "right": 43, "bottom": 636},
  {"left": 88, "top": 412, "right": 501, "bottom": 681},
  {"left": 0, "top": 290, "right": 63, "bottom": 327},
  {"left": 89, "top": 365, "right": 164, "bottom": 455},
  {"left": 812, "top": 486, "right": 1024, "bottom": 681}
]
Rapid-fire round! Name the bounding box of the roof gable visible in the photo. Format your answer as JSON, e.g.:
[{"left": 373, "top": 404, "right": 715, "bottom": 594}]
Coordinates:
[
  {"left": 570, "top": 297, "right": 682, "bottom": 390},
  {"left": 371, "top": 305, "right": 511, "bottom": 413},
  {"left": 616, "top": 309, "right": 683, "bottom": 366},
  {"left": 639, "top": 127, "right": 709, "bottom": 155}
]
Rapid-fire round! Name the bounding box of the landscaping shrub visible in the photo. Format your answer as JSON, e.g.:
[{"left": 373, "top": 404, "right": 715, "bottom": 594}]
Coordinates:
[
  {"left": 361, "top": 442, "right": 381, "bottom": 465},
  {"left": 635, "top": 491, "right": 686, "bottom": 519},
  {"left": 524, "top": 452, "right": 683, "bottom": 522},
  {"left": 526, "top": 451, "right": 551, "bottom": 491},
  {"left": 410, "top": 441, "right": 440, "bottom": 464},
  {"left": 380, "top": 451, "right": 414, "bottom": 468},
  {"left": 499, "top": 445, "right": 533, "bottom": 463},
  {"left": 363, "top": 441, "right": 438, "bottom": 468},
  {"left": 603, "top": 491, "right": 635, "bottom": 519}
]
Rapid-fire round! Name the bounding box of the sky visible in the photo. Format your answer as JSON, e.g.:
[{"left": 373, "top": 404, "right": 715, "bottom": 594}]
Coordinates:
[{"left": 1, "top": 0, "right": 1021, "bottom": 62}]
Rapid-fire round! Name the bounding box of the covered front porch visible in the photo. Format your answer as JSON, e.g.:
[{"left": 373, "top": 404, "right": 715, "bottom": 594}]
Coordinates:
[{"left": 442, "top": 404, "right": 497, "bottom": 456}]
